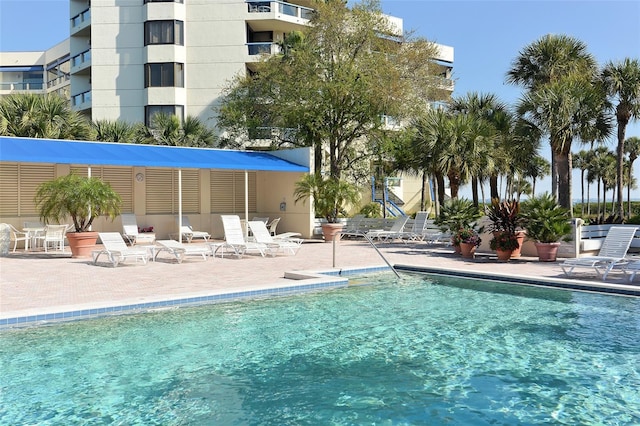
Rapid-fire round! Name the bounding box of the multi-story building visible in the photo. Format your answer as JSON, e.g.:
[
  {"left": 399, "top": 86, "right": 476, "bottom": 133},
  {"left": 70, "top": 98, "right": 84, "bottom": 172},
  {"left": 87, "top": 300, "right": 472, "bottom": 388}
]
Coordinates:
[
  {"left": 3, "top": 1, "right": 453, "bottom": 127},
  {"left": 1, "top": 0, "right": 454, "bottom": 216}
]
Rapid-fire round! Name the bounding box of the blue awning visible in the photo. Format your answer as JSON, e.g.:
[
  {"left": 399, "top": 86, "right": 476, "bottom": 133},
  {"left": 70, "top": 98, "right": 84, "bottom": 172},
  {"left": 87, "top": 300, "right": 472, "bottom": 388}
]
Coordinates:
[
  {"left": 0, "top": 137, "right": 309, "bottom": 172},
  {"left": 0, "top": 66, "right": 44, "bottom": 72}
]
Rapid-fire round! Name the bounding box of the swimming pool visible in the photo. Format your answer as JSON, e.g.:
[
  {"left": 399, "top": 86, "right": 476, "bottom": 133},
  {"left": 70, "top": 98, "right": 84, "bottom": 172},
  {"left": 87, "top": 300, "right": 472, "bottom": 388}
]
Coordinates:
[{"left": 1, "top": 273, "right": 639, "bottom": 424}]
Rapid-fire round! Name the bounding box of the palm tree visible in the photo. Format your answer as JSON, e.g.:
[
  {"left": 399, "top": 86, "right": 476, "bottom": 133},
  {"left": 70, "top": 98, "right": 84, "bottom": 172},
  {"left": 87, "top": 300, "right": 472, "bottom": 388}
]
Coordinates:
[
  {"left": 146, "top": 113, "right": 216, "bottom": 147},
  {"left": 602, "top": 58, "right": 640, "bottom": 217},
  {"left": 506, "top": 34, "right": 601, "bottom": 206},
  {"left": 92, "top": 119, "right": 141, "bottom": 143},
  {"left": 0, "top": 93, "right": 92, "bottom": 140},
  {"left": 572, "top": 150, "right": 590, "bottom": 215},
  {"left": 517, "top": 74, "right": 611, "bottom": 210},
  {"left": 625, "top": 136, "right": 640, "bottom": 218}
]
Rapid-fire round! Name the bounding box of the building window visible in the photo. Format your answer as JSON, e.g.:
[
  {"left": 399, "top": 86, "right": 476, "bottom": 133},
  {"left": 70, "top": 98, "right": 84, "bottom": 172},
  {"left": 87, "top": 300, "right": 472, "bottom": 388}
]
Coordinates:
[
  {"left": 145, "top": 63, "right": 184, "bottom": 87},
  {"left": 145, "top": 105, "right": 184, "bottom": 126},
  {"left": 144, "top": 20, "right": 184, "bottom": 45}
]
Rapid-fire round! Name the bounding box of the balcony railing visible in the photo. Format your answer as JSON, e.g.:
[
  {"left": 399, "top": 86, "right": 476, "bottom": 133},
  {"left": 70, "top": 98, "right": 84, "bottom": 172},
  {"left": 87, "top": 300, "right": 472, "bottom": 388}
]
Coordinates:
[
  {"left": 47, "top": 75, "right": 70, "bottom": 88},
  {"left": 0, "top": 82, "right": 44, "bottom": 91},
  {"left": 71, "top": 8, "right": 91, "bottom": 28},
  {"left": 247, "top": 1, "right": 314, "bottom": 20},
  {"left": 247, "top": 42, "right": 281, "bottom": 56},
  {"left": 72, "top": 90, "right": 92, "bottom": 107},
  {"left": 71, "top": 49, "right": 91, "bottom": 68}
]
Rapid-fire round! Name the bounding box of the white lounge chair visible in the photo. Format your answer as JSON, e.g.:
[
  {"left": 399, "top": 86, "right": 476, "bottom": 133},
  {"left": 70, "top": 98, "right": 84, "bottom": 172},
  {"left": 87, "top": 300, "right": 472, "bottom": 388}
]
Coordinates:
[
  {"left": 366, "top": 216, "right": 409, "bottom": 242},
  {"left": 561, "top": 226, "right": 637, "bottom": 280},
  {"left": 93, "top": 232, "right": 150, "bottom": 267},
  {"left": 404, "top": 211, "right": 430, "bottom": 241},
  {"left": 621, "top": 260, "right": 640, "bottom": 282},
  {"left": 172, "top": 216, "right": 211, "bottom": 243},
  {"left": 121, "top": 213, "right": 155, "bottom": 245},
  {"left": 248, "top": 220, "right": 302, "bottom": 255},
  {"left": 342, "top": 214, "right": 365, "bottom": 237},
  {"left": 266, "top": 217, "right": 281, "bottom": 236},
  {"left": 156, "top": 240, "right": 211, "bottom": 263},
  {"left": 217, "top": 215, "right": 271, "bottom": 257}
]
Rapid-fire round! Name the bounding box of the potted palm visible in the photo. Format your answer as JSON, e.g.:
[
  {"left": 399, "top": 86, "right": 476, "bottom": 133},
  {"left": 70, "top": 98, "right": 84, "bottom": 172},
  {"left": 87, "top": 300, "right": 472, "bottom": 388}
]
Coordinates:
[
  {"left": 293, "top": 174, "right": 361, "bottom": 242},
  {"left": 434, "top": 198, "right": 483, "bottom": 253},
  {"left": 486, "top": 198, "right": 524, "bottom": 259},
  {"left": 520, "top": 193, "right": 573, "bottom": 261},
  {"left": 34, "top": 173, "right": 122, "bottom": 258}
]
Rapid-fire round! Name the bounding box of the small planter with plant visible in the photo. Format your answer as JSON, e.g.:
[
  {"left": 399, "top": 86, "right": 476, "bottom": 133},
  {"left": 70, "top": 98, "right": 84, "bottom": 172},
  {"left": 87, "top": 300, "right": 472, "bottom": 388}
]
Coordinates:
[
  {"left": 294, "top": 174, "right": 361, "bottom": 242},
  {"left": 454, "top": 226, "right": 482, "bottom": 258},
  {"left": 520, "top": 193, "right": 573, "bottom": 261},
  {"left": 486, "top": 198, "right": 524, "bottom": 259},
  {"left": 434, "top": 198, "right": 483, "bottom": 253},
  {"left": 35, "top": 173, "right": 122, "bottom": 258}
]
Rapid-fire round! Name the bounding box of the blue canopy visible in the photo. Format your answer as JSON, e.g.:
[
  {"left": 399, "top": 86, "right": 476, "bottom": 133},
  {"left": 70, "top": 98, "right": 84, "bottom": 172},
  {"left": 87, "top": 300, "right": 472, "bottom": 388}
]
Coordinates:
[{"left": 0, "top": 137, "right": 308, "bottom": 172}]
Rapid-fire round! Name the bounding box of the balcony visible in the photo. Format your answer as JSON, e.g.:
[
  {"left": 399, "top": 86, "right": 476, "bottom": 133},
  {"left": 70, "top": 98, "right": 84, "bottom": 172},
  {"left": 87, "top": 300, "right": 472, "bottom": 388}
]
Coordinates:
[
  {"left": 70, "top": 8, "right": 91, "bottom": 36},
  {"left": 246, "top": 1, "right": 313, "bottom": 32},
  {"left": 72, "top": 90, "right": 92, "bottom": 110},
  {"left": 0, "top": 82, "right": 45, "bottom": 95},
  {"left": 246, "top": 42, "right": 282, "bottom": 56},
  {"left": 47, "top": 74, "right": 70, "bottom": 89},
  {"left": 71, "top": 49, "right": 91, "bottom": 74}
]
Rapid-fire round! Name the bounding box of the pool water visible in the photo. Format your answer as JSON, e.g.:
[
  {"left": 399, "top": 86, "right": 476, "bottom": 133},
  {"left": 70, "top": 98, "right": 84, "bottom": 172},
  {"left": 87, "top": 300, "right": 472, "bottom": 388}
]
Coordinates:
[{"left": 1, "top": 273, "right": 639, "bottom": 425}]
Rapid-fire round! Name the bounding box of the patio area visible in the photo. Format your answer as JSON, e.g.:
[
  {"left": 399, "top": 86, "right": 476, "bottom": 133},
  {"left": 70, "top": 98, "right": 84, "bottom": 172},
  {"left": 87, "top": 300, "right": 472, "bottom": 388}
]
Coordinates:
[{"left": 1, "top": 239, "right": 639, "bottom": 327}]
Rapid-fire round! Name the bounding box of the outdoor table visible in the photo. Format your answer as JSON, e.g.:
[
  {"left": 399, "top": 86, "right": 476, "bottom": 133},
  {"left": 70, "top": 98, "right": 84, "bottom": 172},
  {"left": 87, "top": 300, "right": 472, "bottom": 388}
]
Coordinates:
[{"left": 22, "top": 227, "right": 45, "bottom": 251}]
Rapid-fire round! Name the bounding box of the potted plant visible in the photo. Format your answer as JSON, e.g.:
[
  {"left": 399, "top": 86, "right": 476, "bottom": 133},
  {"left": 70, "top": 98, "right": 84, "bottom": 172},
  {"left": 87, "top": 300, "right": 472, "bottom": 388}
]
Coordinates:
[
  {"left": 520, "top": 193, "right": 573, "bottom": 261},
  {"left": 486, "top": 198, "right": 524, "bottom": 258},
  {"left": 489, "top": 231, "right": 520, "bottom": 261},
  {"left": 34, "top": 173, "right": 122, "bottom": 258},
  {"left": 454, "top": 227, "right": 482, "bottom": 258},
  {"left": 293, "top": 174, "right": 361, "bottom": 242},
  {"left": 434, "top": 198, "right": 483, "bottom": 253}
]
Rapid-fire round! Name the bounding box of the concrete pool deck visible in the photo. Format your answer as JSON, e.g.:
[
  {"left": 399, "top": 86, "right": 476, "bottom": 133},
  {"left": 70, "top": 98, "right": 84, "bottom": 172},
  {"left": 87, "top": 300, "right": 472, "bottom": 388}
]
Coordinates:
[{"left": 2, "top": 238, "right": 639, "bottom": 327}]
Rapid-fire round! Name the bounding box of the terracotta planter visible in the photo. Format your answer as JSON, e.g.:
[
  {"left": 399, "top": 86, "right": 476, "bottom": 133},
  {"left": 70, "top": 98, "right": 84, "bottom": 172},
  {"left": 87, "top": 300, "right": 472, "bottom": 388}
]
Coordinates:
[
  {"left": 321, "top": 223, "right": 344, "bottom": 243},
  {"left": 495, "top": 248, "right": 513, "bottom": 262},
  {"left": 535, "top": 242, "right": 561, "bottom": 262},
  {"left": 510, "top": 231, "right": 526, "bottom": 258},
  {"left": 459, "top": 242, "right": 476, "bottom": 258},
  {"left": 66, "top": 231, "right": 99, "bottom": 258},
  {"left": 453, "top": 243, "right": 462, "bottom": 255}
]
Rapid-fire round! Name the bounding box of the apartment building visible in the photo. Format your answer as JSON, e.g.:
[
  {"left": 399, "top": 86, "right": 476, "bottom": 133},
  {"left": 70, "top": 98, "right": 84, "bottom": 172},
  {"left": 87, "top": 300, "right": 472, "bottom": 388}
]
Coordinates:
[{"left": 2, "top": 1, "right": 453, "bottom": 126}]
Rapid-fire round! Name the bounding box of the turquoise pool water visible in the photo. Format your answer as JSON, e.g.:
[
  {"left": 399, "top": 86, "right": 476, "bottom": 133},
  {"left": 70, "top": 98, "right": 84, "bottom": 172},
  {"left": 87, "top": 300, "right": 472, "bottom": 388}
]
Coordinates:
[{"left": 1, "top": 273, "right": 639, "bottom": 425}]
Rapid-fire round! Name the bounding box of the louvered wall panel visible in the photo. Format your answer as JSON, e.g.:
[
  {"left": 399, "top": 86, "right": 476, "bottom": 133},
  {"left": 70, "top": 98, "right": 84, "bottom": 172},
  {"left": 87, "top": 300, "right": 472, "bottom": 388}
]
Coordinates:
[
  {"left": 19, "top": 165, "right": 55, "bottom": 215},
  {"left": 0, "top": 163, "right": 19, "bottom": 216},
  {"left": 177, "top": 170, "right": 200, "bottom": 214},
  {"left": 102, "top": 167, "right": 133, "bottom": 213},
  {"left": 146, "top": 168, "right": 174, "bottom": 214},
  {"left": 211, "top": 170, "right": 234, "bottom": 212}
]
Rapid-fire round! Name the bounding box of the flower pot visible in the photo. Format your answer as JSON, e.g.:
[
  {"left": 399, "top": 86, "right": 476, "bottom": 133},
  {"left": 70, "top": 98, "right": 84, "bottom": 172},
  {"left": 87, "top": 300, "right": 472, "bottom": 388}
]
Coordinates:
[
  {"left": 67, "top": 231, "right": 99, "bottom": 258},
  {"left": 460, "top": 242, "right": 476, "bottom": 258},
  {"left": 321, "top": 223, "right": 344, "bottom": 243},
  {"left": 534, "top": 242, "right": 561, "bottom": 262},
  {"left": 510, "top": 231, "right": 526, "bottom": 258},
  {"left": 495, "top": 248, "right": 513, "bottom": 262},
  {"left": 453, "top": 243, "right": 462, "bottom": 254}
]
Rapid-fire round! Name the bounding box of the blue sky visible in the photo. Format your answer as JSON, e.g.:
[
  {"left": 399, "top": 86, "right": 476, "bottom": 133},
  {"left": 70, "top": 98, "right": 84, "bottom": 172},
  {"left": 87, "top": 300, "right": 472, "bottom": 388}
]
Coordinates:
[{"left": 1, "top": 0, "right": 640, "bottom": 198}]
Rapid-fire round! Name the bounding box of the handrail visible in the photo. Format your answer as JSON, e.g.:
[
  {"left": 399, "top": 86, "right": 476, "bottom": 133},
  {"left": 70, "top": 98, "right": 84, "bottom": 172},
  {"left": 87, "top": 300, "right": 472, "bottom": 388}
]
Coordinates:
[{"left": 335, "top": 231, "right": 401, "bottom": 278}]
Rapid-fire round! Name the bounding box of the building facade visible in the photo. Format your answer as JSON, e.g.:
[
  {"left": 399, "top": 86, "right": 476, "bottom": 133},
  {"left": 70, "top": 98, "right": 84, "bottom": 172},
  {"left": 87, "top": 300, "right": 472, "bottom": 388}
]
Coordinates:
[{"left": 1, "top": 0, "right": 454, "bottom": 217}]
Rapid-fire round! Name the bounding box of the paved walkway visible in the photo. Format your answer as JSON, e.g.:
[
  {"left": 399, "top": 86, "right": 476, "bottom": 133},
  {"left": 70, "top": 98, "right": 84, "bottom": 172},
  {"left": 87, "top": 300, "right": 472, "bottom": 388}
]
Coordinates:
[{"left": 1, "top": 238, "right": 639, "bottom": 326}]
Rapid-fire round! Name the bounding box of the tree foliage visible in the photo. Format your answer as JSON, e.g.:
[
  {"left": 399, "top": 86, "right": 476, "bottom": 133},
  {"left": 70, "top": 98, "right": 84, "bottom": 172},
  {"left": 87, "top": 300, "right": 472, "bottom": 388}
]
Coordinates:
[{"left": 217, "top": 0, "right": 442, "bottom": 181}]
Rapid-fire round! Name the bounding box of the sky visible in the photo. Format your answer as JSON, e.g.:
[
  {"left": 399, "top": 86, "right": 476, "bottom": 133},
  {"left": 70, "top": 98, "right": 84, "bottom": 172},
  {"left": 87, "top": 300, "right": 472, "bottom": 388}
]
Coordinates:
[{"left": 1, "top": 0, "right": 639, "bottom": 199}]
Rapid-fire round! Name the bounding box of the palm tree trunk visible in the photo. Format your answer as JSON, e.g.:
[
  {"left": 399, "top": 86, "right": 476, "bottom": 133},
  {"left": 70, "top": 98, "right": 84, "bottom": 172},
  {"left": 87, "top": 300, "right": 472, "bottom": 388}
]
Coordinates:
[
  {"left": 556, "top": 150, "right": 572, "bottom": 212},
  {"left": 616, "top": 123, "right": 627, "bottom": 218},
  {"left": 471, "top": 176, "right": 479, "bottom": 207},
  {"left": 580, "top": 170, "right": 585, "bottom": 216}
]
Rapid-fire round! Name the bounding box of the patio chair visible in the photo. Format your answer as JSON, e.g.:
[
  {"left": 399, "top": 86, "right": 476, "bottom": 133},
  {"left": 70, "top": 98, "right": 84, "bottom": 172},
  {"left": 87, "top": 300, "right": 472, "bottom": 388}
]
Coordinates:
[
  {"left": 621, "top": 261, "right": 640, "bottom": 282},
  {"left": 251, "top": 216, "right": 269, "bottom": 224},
  {"left": 173, "top": 216, "right": 211, "bottom": 243},
  {"left": 23, "top": 221, "right": 45, "bottom": 249},
  {"left": 121, "top": 213, "right": 155, "bottom": 246},
  {"left": 156, "top": 240, "right": 211, "bottom": 263},
  {"left": 342, "top": 214, "right": 365, "bottom": 237},
  {"left": 248, "top": 220, "right": 302, "bottom": 255},
  {"left": 34, "top": 224, "right": 69, "bottom": 253},
  {"left": 404, "top": 211, "right": 430, "bottom": 241},
  {"left": 93, "top": 232, "right": 150, "bottom": 267},
  {"left": 267, "top": 217, "right": 281, "bottom": 236},
  {"left": 366, "top": 216, "right": 409, "bottom": 242},
  {"left": 561, "top": 226, "right": 637, "bottom": 280},
  {"left": 7, "top": 224, "right": 29, "bottom": 252},
  {"left": 217, "top": 215, "right": 271, "bottom": 258}
]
